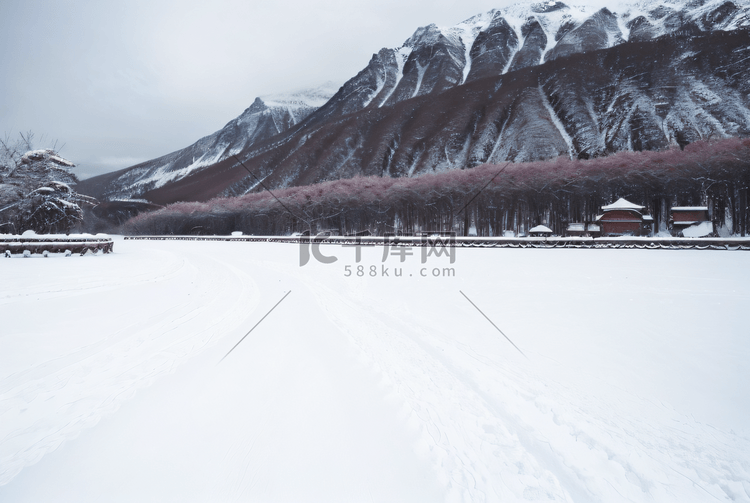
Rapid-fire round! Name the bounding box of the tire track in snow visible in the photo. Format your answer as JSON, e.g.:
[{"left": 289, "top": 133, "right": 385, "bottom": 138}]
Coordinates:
[
  {"left": 354, "top": 284, "right": 750, "bottom": 503},
  {"left": 295, "top": 274, "right": 573, "bottom": 503},
  {"left": 292, "top": 259, "right": 750, "bottom": 502}
]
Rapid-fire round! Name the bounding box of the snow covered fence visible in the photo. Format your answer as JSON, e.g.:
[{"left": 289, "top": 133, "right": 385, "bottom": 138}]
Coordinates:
[
  {"left": 0, "top": 236, "right": 114, "bottom": 256},
  {"left": 123, "top": 235, "right": 750, "bottom": 250}
]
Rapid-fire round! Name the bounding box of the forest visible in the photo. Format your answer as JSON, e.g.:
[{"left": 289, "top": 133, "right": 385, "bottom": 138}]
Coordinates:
[{"left": 123, "top": 138, "right": 750, "bottom": 237}]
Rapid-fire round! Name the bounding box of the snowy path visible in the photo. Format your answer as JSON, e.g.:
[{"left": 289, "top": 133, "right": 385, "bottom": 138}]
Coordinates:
[{"left": 1, "top": 240, "right": 749, "bottom": 502}]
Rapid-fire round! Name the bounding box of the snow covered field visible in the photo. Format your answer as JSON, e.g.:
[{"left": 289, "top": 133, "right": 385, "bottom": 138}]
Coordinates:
[{"left": 1, "top": 238, "right": 749, "bottom": 502}]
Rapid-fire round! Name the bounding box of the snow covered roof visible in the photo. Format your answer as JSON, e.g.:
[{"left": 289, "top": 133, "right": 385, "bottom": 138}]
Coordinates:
[
  {"left": 587, "top": 224, "right": 601, "bottom": 231},
  {"left": 567, "top": 223, "right": 585, "bottom": 231},
  {"left": 601, "top": 198, "right": 644, "bottom": 211},
  {"left": 672, "top": 206, "right": 708, "bottom": 211},
  {"left": 529, "top": 225, "right": 553, "bottom": 233},
  {"left": 642, "top": 215, "right": 654, "bottom": 221}
]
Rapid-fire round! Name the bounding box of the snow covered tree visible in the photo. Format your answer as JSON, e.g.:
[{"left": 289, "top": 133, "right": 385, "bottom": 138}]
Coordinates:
[
  {"left": 15, "top": 181, "right": 91, "bottom": 234},
  {"left": 0, "top": 135, "right": 95, "bottom": 234}
]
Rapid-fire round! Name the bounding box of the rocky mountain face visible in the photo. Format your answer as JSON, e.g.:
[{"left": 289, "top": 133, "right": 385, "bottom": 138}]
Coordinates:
[{"left": 82, "top": 0, "right": 750, "bottom": 204}]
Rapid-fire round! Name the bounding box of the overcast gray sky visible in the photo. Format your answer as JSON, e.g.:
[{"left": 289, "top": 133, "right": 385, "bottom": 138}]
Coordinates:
[{"left": 0, "top": 0, "right": 610, "bottom": 179}]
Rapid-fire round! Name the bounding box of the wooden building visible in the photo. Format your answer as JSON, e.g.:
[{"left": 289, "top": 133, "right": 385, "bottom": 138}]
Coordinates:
[
  {"left": 671, "top": 206, "right": 710, "bottom": 233},
  {"left": 596, "top": 198, "right": 653, "bottom": 236},
  {"left": 565, "top": 223, "right": 603, "bottom": 237},
  {"left": 565, "top": 223, "right": 586, "bottom": 237}
]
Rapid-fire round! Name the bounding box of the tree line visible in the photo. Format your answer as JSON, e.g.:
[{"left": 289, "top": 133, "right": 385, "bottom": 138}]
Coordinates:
[{"left": 123, "top": 138, "right": 750, "bottom": 237}]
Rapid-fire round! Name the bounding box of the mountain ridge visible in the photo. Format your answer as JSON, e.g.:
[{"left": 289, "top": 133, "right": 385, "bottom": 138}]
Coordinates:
[
  {"left": 78, "top": 82, "right": 341, "bottom": 200},
  {"left": 80, "top": 0, "right": 750, "bottom": 203}
]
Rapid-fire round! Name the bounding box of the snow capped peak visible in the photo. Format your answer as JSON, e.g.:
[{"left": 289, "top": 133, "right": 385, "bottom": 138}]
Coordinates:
[
  {"left": 260, "top": 81, "right": 341, "bottom": 110},
  {"left": 393, "top": 2, "right": 598, "bottom": 88},
  {"left": 453, "top": 9, "right": 498, "bottom": 32},
  {"left": 403, "top": 10, "right": 496, "bottom": 53},
  {"left": 235, "top": 82, "right": 341, "bottom": 122},
  {"left": 614, "top": 0, "right": 750, "bottom": 33},
  {"left": 407, "top": 0, "right": 750, "bottom": 49},
  {"left": 98, "top": 82, "right": 341, "bottom": 200},
  {"left": 403, "top": 23, "right": 443, "bottom": 48},
  {"left": 389, "top": 0, "right": 750, "bottom": 90},
  {"left": 499, "top": 1, "right": 594, "bottom": 25},
  {"left": 530, "top": 1, "right": 570, "bottom": 14},
  {"left": 232, "top": 82, "right": 340, "bottom": 128}
]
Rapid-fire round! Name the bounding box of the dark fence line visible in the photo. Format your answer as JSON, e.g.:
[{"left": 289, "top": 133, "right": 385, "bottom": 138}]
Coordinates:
[{"left": 123, "top": 235, "right": 750, "bottom": 251}]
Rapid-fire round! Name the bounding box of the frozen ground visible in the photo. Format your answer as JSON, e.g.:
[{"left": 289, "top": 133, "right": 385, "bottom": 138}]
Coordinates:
[{"left": 0, "top": 238, "right": 749, "bottom": 502}]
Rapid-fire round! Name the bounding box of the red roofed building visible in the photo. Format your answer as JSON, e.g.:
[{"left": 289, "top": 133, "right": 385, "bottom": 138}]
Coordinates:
[
  {"left": 596, "top": 198, "right": 653, "bottom": 236},
  {"left": 670, "top": 206, "right": 710, "bottom": 232}
]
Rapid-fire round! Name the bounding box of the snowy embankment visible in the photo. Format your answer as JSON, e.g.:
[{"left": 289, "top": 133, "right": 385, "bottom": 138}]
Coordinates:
[
  {"left": 1, "top": 232, "right": 114, "bottom": 255},
  {"left": 0, "top": 238, "right": 748, "bottom": 502}
]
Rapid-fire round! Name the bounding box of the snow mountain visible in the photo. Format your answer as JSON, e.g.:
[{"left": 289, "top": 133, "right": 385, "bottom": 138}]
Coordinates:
[
  {"left": 81, "top": 0, "right": 750, "bottom": 204},
  {"left": 311, "top": 0, "right": 749, "bottom": 116},
  {"left": 80, "top": 82, "right": 340, "bottom": 201}
]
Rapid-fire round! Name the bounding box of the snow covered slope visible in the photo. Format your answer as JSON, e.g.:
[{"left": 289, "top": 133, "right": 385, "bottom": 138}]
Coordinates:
[
  {"left": 82, "top": 0, "right": 750, "bottom": 203},
  {"left": 0, "top": 240, "right": 748, "bottom": 501},
  {"left": 315, "top": 0, "right": 750, "bottom": 113},
  {"left": 140, "top": 26, "right": 750, "bottom": 202},
  {"left": 82, "top": 82, "right": 340, "bottom": 201}
]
